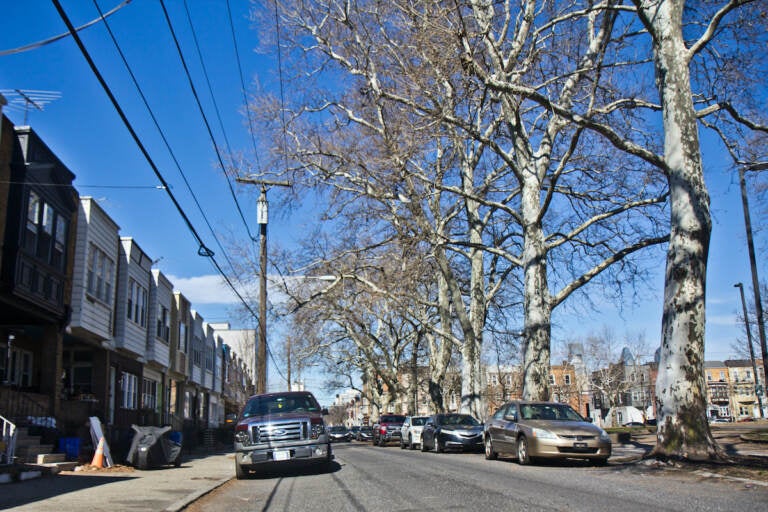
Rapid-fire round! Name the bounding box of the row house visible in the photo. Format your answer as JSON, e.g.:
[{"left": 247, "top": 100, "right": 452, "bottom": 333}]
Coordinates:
[
  {"left": 0, "top": 117, "right": 78, "bottom": 422},
  {"left": 724, "top": 359, "right": 765, "bottom": 419},
  {"left": 0, "top": 119, "right": 254, "bottom": 460}
]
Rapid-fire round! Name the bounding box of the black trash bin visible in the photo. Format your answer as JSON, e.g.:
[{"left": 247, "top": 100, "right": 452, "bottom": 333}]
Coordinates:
[{"left": 125, "top": 424, "right": 183, "bottom": 469}]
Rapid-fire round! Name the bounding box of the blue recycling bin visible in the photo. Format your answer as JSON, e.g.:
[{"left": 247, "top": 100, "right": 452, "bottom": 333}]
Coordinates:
[{"left": 58, "top": 437, "right": 81, "bottom": 461}]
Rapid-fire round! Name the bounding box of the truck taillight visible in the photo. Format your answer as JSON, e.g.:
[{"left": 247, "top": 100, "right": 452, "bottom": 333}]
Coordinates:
[{"left": 310, "top": 417, "right": 325, "bottom": 439}]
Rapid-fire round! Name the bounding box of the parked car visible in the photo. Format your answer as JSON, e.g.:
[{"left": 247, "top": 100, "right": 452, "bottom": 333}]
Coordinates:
[
  {"left": 420, "top": 413, "right": 483, "bottom": 453},
  {"left": 349, "top": 425, "right": 361, "bottom": 439},
  {"left": 400, "top": 415, "right": 429, "bottom": 450},
  {"left": 372, "top": 414, "right": 406, "bottom": 446},
  {"left": 356, "top": 425, "right": 373, "bottom": 441},
  {"left": 709, "top": 417, "right": 731, "bottom": 424},
  {"left": 483, "top": 400, "right": 611, "bottom": 466},
  {"left": 233, "top": 391, "right": 332, "bottom": 478},
  {"left": 622, "top": 422, "right": 646, "bottom": 428},
  {"left": 329, "top": 425, "right": 352, "bottom": 442}
]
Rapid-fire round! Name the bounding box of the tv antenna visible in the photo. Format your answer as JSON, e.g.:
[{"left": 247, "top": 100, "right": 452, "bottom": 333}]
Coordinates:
[{"left": 0, "top": 89, "right": 61, "bottom": 124}]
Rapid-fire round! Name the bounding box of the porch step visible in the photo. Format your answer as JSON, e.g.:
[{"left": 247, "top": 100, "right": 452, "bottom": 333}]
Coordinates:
[{"left": 37, "top": 452, "right": 65, "bottom": 464}]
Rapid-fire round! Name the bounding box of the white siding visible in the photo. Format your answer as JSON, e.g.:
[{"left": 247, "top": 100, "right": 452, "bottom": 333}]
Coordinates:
[
  {"left": 68, "top": 197, "right": 119, "bottom": 340},
  {"left": 147, "top": 269, "right": 172, "bottom": 368},
  {"left": 114, "top": 238, "right": 152, "bottom": 357}
]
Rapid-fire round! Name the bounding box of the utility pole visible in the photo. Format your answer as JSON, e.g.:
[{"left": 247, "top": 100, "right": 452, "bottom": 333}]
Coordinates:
[
  {"left": 735, "top": 283, "right": 764, "bottom": 418},
  {"left": 235, "top": 177, "right": 290, "bottom": 394},
  {"left": 739, "top": 162, "right": 768, "bottom": 413}
]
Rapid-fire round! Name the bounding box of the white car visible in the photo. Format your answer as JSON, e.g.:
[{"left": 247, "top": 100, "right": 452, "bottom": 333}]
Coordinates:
[{"left": 400, "top": 415, "right": 429, "bottom": 450}]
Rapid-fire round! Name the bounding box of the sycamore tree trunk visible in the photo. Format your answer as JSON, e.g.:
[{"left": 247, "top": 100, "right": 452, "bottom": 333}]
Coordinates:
[
  {"left": 635, "top": 0, "right": 721, "bottom": 460},
  {"left": 521, "top": 174, "right": 551, "bottom": 401},
  {"left": 460, "top": 180, "right": 487, "bottom": 419}
]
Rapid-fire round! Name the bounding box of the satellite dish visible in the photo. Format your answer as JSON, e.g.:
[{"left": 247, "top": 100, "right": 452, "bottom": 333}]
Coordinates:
[{"left": 0, "top": 89, "right": 61, "bottom": 124}]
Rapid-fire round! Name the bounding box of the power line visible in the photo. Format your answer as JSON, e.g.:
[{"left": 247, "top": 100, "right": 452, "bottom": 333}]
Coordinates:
[
  {"left": 0, "top": 0, "right": 130, "bottom": 56},
  {"left": 51, "top": 0, "right": 263, "bottom": 329},
  {"left": 158, "top": 0, "right": 257, "bottom": 243},
  {"left": 54, "top": 0, "right": 287, "bottom": 386},
  {"left": 91, "top": 0, "right": 239, "bottom": 280},
  {"left": 225, "top": 0, "right": 261, "bottom": 168}
]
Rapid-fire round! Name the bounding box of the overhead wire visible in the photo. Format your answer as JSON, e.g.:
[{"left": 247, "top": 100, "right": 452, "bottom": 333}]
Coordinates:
[
  {"left": 172, "top": 0, "right": 287, "bottom": 384},
  {"left": 158, "top": 0, "right": 257, "bottom": 244},
  {"left": 225, "top": 0, "right": 261, "bottom": 169},
  {"left": 90, "top": 0, "right": 240, "bottom": 279},
  {"left": 51, "top": 0, "right": 262, "bottom": 330},
  {"left": 0, "top": 0, "right": 130, "bottom": 56}
]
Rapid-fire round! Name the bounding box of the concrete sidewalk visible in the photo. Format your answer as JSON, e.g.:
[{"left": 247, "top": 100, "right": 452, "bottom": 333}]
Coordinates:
[{"left": 0, "top": 449, "right": 234, "bottom": 512}]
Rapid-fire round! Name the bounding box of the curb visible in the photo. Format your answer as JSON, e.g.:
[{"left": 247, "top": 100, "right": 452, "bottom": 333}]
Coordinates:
[{"left": 163, "top": 476, "right": 232, "bottom": 512}]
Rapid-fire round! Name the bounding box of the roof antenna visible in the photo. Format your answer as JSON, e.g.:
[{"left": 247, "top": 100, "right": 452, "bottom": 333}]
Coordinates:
[{"left": 0, "top": 89, "right": 61, "bottom": 124}]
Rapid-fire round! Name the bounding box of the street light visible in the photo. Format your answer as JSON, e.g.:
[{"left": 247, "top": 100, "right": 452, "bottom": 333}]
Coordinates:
[
  {"left": 738, "top": 162, "right": 768, "bottom": 412},
  {"left": 735, "top": 282, "right": 764, "bottom": 418}
]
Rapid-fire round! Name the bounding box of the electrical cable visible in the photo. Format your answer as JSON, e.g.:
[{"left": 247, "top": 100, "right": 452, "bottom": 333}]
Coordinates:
[
  {"left": 51, "top": 0, "right": 263, "bottom": 332},
  {"left": 0, "top": 0, "right": 130, "bottom": 56},
  {"left": 225, "top": 0, "right": 261, "bottom": 168},
  {"left": 158, "top": 0, "right": 257, "bottom": 243},
  {"left": 91, "top": 0, "right": 239, "bottom": 279}
]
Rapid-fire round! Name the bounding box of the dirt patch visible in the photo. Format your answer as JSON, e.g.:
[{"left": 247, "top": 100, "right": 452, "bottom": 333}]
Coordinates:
[{"left": 70, "top": 463, "right": 135, "bottom": 473}]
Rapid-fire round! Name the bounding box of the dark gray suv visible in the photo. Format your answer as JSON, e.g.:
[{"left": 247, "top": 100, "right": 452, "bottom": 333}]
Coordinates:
[{"left": 233, "top": 391, "right": 331, "bottom": 478}]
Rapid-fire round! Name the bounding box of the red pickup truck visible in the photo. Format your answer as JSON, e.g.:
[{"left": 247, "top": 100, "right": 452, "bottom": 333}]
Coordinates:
[{"left": 371, "top": 414, "right": 406, "bottom": 446}]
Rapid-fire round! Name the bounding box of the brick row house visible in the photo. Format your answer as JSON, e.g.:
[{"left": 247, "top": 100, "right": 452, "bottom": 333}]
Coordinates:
[{"left": 0, "top": 115, "right": 254, "bottom": 460}]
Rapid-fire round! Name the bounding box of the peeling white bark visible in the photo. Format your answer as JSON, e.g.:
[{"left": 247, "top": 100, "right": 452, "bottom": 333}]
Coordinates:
[{"left": 634, "top": 0, "right": 720, "bottom": 460}]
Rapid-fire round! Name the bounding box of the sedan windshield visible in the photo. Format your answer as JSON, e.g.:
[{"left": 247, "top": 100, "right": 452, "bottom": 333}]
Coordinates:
[
  {"left": 519, "top": 404, "right": 583, "bottom": 421},
  {"left": 438, "top": 414, "right": 480, "bottom": 426}
]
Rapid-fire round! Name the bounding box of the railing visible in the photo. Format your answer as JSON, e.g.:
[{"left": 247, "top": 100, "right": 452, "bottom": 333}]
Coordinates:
[
  {"left": 1, "top": 414, "right": 17, "bottom": 465},
  {"left": 0, "top": 387, "right": 49, "bottom": 424}
]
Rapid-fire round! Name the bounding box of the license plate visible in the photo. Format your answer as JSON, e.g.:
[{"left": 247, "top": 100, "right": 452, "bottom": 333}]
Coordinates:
[
  {"left": 573, "top": 442, "right": 587, "bottom": 448},
  {"left": 273, "top": 450, "right": 290, "bottom": 461}
]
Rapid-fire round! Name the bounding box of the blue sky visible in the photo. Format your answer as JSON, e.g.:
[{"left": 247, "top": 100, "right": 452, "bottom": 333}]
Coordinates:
[{"left": 1, "top": 2, "right": 763, "bottom": 402}]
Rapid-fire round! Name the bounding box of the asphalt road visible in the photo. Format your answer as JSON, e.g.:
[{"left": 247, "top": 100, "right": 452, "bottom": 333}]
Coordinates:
[{"left": 185, "top": 441, "right": 768, "bottom": 512}]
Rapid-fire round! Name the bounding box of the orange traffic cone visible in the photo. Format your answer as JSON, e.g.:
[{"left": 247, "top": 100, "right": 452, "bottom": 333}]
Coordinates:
[{"left": 91, "top": 437, "right": 105, "bottom": 468}]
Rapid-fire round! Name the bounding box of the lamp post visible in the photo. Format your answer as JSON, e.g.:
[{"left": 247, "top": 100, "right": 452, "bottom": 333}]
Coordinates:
[
  {"left": 738, "top": 162, "right": 768, "bottom": 411},
  {"left": 236, "top": 177, "right": 290, "bottom": 394},
  {"left": 735, "top": 282, "right": 764, "bottom": 418}
]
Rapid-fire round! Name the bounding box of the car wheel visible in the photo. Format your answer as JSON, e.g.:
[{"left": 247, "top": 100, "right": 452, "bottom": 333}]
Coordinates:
[
  {"left": 421, "top": 436, "right": 429, "bottom": 452},
  {"left": 408, "top": 434, "right": 414, "bottom": 450},
  {"left": 400, "top": 437, "right": 406, "bottom": 449},
  {"left": 484, "top": 436, "right": 498, "bottom": 460},
  {"left": 235, "top": 459, "right": 248, "bottom": 480},
  {"left": 516, "top": 435, "right": 531, "bottom": 465},
  {"left": 434, "top": 436, "right": 443, "bottom": 453},
  {"left": 593, "top": 457, "right": 608, "bottom": 466}
]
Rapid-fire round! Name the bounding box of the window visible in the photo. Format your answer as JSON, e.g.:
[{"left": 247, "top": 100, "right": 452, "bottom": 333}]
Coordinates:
[
  {"left": 156, "top": 305, "right": 170, "bottom": 342},
  {"left": 489, "top": 374, "right": 498, "bottom": 386},
  {"left": 24, "top": 191, "right": 40, "bottom": 253},
  {"left": 205, "top": 345, "right": 214, "bottom": 371},
  {"left": 86, "top": 244, "right": 114, "bottom": 304},
  {"left": 505, "top": 374, "right": 512, "bottom": 386},
  {"left": 121, "top": 372, "right": 138, "bottom": 409},
  {"left": 142, "top": 378, "right": 158, "bottom": 410},
  {"left": 564, "top": 374, "right": 571, "bottom": 385},
  {"left": 719, "top": 371, "right": 725, "bottom": 382},
  {"left": 179, "top": 322, "right": 187, "bottom": 353},
  {"left": 127, "top": 278, "right": 148, "bottom": 327},
  {"left": 549, "top": 374, "right": 555, "bottom": 385},
  {"left": 707, "top": 372, "right": 712, "bottom": 382}
]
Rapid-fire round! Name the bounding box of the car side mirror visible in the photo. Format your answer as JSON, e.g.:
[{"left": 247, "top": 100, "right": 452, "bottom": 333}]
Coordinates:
[
  {"left": 585, "top": 417, "right": 593, "bottom": 423},
  {"left": 504, "top": 412, "right": 518, "bottom": 422},
  {"left": 321, "top": 407, "right": 329, "bottom": 415}
]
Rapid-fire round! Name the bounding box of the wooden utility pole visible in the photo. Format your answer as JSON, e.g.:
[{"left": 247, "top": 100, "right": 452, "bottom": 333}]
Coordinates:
[{"left": 235, "top": 177, "right": 290, "bottom": 394}]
